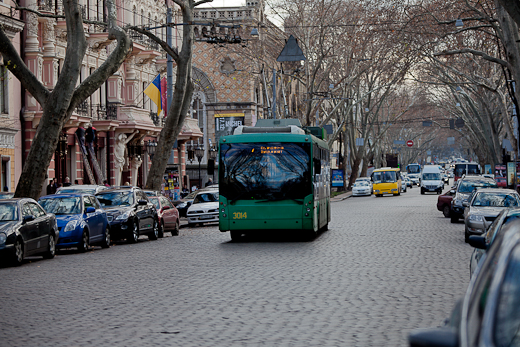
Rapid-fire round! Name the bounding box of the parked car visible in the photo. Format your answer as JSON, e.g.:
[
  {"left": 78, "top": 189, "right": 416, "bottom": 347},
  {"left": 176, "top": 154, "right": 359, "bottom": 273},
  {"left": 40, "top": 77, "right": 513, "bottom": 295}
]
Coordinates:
[
  {"left": 409, "top": 219, "right": 520, "bottom": 347},
  {"left": 0, "top": 192, "right": 15, "bottom": 200},
  {"left": 468, "top": 208, "right": 520, "bottom": 277},
  {"left": 0, "top": 198, "right": 59, "bottom": 266},
  {"left": 38, "top": 193, "right": 110, "bottom": 251},
  {"left": 463, "top": 188, "right": 520, "bottom": 242},
  {"left": 352, "top": 181, "right": 372, "bottom": 196},
  {"left": 56, "top": 185, "right": 108, "bottom": 195},
  {"left": 96, "top": 187, "right": 158, "bottom": 243},
  {"left": 186, "top": 190, "right": 219, "bottom": 226},
  {"left": 450, "top": 176, "right": 497, "bottom": 223},
  {"left": 437, "top": 186, "right": 457, "bottom": 218},
  {"left": 148, "top": 196, "right": 180, "bottom": 237}
]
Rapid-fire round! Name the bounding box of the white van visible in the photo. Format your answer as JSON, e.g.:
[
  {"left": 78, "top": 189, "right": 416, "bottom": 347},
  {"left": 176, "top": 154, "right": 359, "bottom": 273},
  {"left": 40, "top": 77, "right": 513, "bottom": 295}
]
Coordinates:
[{"left": 421, "top": 165, "right": 444, "bottom": 195}]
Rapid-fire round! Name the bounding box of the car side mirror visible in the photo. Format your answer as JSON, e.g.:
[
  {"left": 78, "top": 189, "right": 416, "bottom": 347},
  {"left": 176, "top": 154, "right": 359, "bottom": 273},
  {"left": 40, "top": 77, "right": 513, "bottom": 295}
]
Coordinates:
[
  {"left": 23, "top": 215, "right": 35, "bottom": 223},
  {"left": 468, "top": 236, "right": 487, "bottom": 250},
  {"left": 85, "top": 207, "right": 96, "bottom": 214},
  {"left": 462, "top": 201, "right": 469, "bottom": 207},
  {"left": 408, "top": 327, "right": 458, "bottom": 347},
  {"left": 138, "top": 199, "right": 148, "bottom": 206},
  {"left": 162, "top": 205, "right": 170, "bottom": 211}
]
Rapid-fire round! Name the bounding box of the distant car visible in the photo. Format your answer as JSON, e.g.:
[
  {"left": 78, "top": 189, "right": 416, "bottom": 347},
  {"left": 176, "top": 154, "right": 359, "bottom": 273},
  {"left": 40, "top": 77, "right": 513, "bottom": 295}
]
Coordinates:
[
  {"left": 56, "top": 185, "right": 108, "bottom": 195},
  {"left": 408, "top": 174, "right": 420, "bottom": 186},
  {"left": 463, "top": 188, "right": 520, "bottom": 242},
  {"left": 404, "top": 177, "right": 413, "bottom": 188},
  {"left": 0, "top": 199, "right": 59, "bottom": 266},
  {"left": 355, "top": 177, "right": 373, "bottom": 193},
  {"left": 175, "top": 185, "right": 219, "bottom": 218},
  {"left": 450, "top": 176, "right": 497, "bottom": 223},
  {"left": 96, "top": 188, "right": 159, "bottom": 243},
  {"left": 38, "top": 193, "right": 110, "bottom": 251},
  {"left": 409, "top": 219, "right": 520, "bottom": 347},
  {"left": 148, "top": 196, "right": 180, "bottom": 237},
  {"left": 352, "top": 181, "right": 371, "bottom": 196},
  {"left": 186, "top": 190, "right": 219, "bottom": 226}
]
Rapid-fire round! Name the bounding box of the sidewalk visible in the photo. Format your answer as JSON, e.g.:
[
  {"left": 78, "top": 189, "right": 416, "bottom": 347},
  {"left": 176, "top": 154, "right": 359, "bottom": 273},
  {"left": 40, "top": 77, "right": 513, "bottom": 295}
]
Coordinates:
[{"left": 330, "top": 190, "right": 353, "bottom": 202}]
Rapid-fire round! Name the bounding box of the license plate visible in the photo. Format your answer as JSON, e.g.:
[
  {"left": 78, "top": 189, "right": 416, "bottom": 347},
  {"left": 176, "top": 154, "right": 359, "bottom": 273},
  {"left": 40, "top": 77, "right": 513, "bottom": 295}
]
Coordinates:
[
  {"left": 428, "top": 189, "right": 435, "bottom": 191},
  {"left": 199, "top": 215, "right": 214, "bottom": 220}
]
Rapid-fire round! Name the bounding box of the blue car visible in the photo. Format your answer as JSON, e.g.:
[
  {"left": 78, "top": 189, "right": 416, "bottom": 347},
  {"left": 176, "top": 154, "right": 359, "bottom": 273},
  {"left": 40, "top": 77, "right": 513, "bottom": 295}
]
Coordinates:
[{"left": 38, "top": 193, "right": 110, "bottom": 251}]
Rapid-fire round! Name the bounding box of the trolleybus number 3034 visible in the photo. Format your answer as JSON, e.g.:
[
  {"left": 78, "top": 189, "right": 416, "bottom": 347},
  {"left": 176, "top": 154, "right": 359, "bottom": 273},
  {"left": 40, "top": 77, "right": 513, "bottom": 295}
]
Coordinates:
[{"left": 233, "top": 212, "right": 248, "bottom": 219}]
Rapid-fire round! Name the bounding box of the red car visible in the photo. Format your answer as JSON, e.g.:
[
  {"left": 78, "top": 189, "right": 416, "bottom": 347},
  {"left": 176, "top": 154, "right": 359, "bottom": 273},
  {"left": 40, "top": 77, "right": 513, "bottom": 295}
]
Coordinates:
[
  {"left": 148, "top": 196, "right": 180, "bottom": 237},
  {"left": 437, "top": 188, "right": 456, "bottom": 218}
]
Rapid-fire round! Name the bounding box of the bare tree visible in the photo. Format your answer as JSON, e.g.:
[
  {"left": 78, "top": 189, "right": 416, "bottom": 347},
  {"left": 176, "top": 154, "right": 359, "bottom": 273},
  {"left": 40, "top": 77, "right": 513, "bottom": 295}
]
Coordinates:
[{"left": 0, "top": 0, "right": 131, "bottom": 198}]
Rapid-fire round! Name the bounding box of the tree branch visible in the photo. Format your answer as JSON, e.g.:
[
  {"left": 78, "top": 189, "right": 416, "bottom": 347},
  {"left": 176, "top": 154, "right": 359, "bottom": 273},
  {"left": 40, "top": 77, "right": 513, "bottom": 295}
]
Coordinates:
[
  {"left": 194, "top": 0, "right": 213, "bottom": 7},
  {"left": 0, "top": 29, "right": 49, "bottom": 105},
  {"left": 433, "top": 48, "right": 510, "bottom": 69}
]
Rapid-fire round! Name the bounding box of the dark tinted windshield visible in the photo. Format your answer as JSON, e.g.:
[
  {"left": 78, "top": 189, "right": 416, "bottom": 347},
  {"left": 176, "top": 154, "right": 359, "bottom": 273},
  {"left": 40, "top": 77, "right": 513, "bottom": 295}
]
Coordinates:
[
  {"left": 193, "top": 192, "right": 219, "bottom": 204},
  {"left": 96, "top": 191, "right": 134, "bottom": 207},
  {"left": 373, "top": 171, "right": 397, "bottom": 183},
  {"left": 406, "top": 164, "right": 421, "bottom": 174},
  {"left": 458, "top": 180, "right": 497, "bottom": 193},
  {"left": 39, "top": 197, "right": 81, "bottom": 215},
  {"left": 0, "top": 203, "right": 18, "bottom": 221},
  {"left": 220, "top": 142, "right": 311, "bottom": 202}
]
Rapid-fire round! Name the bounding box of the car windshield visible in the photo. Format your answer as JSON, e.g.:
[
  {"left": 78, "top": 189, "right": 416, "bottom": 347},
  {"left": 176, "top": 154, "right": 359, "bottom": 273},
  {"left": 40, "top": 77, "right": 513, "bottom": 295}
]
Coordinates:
[
  {"left": 373, "top": 171, "right": 396, "bottom": 183},
  {"left": 193, "top": 192, "right": 219, "bottom": 204},
  {"left": 459, "top": 180, "right": 497, "bottom": 193},
  {"left": 39, "top": 197, "right": 82, "bottom": 215},
  {"left": 220, "top": 142, "right": 312, "bottom": 202},
  {"left": 472, "top": 193, "right": 519, "bottom": 207},
  {"left": 423, "top": 173, "right": 441, "bottom": 180},
  {"left": 57, "top": 188, "right": 96, "bottom": 195},
  {"left": 145, "top": 191, "right": 157, "bottom": 197},
  {"left": 96, "top": 191, "right": 134, "bottom": 207},
  {"left": 0, "top": 203, "right": 18, "bottom": 221},
  {"left": 0, "top": 193, "right": 14, "bottom": 200},
  {"left": 148, "top": 197, "right": 160, "bottom": 209},
  {"left": 354, "top": 182, "right": 369, "bottom": 187}
]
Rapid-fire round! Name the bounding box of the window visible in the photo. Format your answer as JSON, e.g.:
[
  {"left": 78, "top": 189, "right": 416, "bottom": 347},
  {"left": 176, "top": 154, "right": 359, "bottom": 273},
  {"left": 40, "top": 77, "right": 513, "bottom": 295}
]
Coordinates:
[
  {"left": 22, "top": 203, "right": 32, "bottom": 217},
  {"left": 91, "top": 196, "right": 101, "bottom": 209},
  {"left": 83, "top": 196, "right": 94, "bottom": 209},
  {"left": 0, "top": 65, "right": 9, "bottom": 114},
  {"left": 192, "top": 98, "right": 203, "bottom": 129},
  {"left": 494, "top": 245, "right": 520, "bottom": 347},
  {"left": 29, "top": 203, "right": 45, "bottom": 217}
]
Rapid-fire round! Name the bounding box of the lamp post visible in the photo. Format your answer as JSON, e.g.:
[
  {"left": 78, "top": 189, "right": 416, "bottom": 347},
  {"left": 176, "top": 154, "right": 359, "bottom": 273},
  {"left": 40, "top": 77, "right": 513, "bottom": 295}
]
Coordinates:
[
  {"left": 195, "top": 145, "right": 204, "bottom": 188},
  {"left": 146, "top": 140, "right": 157, "bottom": 159}
]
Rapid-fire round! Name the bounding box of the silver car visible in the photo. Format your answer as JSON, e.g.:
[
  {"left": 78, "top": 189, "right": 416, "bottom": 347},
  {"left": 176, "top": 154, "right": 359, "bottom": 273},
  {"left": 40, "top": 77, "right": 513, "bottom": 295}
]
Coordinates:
[{"left": 463, "top": 188, "right": 520, "bottom": 243}]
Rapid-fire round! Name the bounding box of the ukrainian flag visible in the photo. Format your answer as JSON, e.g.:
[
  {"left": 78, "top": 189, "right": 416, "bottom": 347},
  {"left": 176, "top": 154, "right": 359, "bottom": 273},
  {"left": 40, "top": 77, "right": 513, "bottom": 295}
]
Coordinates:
[{"left": 144, "top": 74, "right": 162, "bottom": 115}]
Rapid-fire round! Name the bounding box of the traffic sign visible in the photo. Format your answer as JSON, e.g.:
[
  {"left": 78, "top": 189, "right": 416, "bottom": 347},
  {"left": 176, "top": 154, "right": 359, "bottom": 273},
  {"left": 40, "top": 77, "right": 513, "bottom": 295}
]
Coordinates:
[
  {"left": 406, "top": 140, "right": 414, "bottom": 147},
  {"left": 455, "top": 117, "right": 464, "bottom": 128}
]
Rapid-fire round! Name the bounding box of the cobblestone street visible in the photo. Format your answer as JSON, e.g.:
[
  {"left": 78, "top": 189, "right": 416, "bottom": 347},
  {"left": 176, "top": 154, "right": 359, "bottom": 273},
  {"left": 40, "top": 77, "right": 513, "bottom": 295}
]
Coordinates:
[{"left": 0, "top": 186, "right": 472, "bottom": 347}]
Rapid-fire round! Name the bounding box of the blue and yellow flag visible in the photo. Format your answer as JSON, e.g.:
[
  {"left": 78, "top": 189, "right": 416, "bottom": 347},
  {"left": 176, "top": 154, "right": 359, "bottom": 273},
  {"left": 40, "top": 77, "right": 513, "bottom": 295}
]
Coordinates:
[{"left": 144, "top": 74, "right": 162, "bottom": 115}]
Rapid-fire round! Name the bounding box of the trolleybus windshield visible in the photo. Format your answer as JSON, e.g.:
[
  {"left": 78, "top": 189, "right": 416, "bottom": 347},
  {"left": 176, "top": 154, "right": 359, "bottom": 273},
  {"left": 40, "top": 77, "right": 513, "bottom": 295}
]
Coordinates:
[{"left": 220, "top": 142, "right": 311, "bottom": 202}]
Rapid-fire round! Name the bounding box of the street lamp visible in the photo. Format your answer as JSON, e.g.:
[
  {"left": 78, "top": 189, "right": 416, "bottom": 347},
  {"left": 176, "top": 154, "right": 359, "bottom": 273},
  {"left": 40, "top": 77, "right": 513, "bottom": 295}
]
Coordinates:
[
  {"left": 195, "top": 145, "right": 204, "bottom": 188},
  {"left": 146, "top": 140, "right": 158, "bottom": 159},
  {"left": 209, "top": 146, "right": 218, "bottom": 182}
]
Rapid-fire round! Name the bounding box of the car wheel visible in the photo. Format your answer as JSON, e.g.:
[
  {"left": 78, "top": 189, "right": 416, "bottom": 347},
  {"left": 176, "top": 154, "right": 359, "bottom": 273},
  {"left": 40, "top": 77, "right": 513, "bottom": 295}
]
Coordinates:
[
  {"left": 78, "top": 229, "right": 89, "bottom": 253},
  {"left": 149, "top": 219, "right": 159, "bottom": 240},
  {"left": 421, "top": 189, "right": 425, "bottom": 195},
  {"left": 450, "top": 215, "right": 458, "bottom": 223},
  {"left": 128, "top": 220, "right": 139, "bottom": 243},
  {"left": 158, "top": 220, "right": 164, "bottom": 238},
  {"left": 43, "top": 234, "right": 56, "bottom": 259},
  {"left": 101, "top": 226, "right": 110, "bottom": 249},
  {"left": 443, "top": 205, "right": 451, "bottom": 218},
  {"left": 465, "top": 230, "right": 470, "bottom": 243},
  {"left": 172, "top": 220, "right": 180, "bottom": 236},
  {"left": 11, "top": 238, "right": 24, "bottom": 266}
]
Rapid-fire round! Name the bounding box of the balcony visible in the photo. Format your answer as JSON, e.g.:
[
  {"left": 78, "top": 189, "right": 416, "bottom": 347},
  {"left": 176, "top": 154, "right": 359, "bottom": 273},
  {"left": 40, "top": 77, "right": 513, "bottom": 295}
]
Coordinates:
[
  {"left": 75, "top": 100, "right": 91, "bottom": 118},
  {"left": 90, "top": 103, "right": 119, "bottom": 121},
  {"left": 149, "top": 112, "right": 163, "bottom": 127}
]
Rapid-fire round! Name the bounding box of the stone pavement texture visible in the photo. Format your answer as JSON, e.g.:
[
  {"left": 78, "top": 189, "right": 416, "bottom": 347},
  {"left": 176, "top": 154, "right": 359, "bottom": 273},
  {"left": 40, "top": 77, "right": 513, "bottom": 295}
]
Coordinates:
[{"left": 0, "top": 185, "right": 472, "bottom": 347}]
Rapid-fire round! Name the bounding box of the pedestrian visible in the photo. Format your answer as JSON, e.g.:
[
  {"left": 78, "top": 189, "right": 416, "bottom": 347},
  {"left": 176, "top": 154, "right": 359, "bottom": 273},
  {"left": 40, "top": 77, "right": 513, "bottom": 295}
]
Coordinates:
[
  {"left": 181, "top": 184, "right": 189, "bottom": 198},
  {"left": 124, "top": 181, "right": 130, "bottom": 186},
  {"left": 51, "top": 178, "right": 58, "bottom": 194},
  {"left": 74, "top": 179, "right": 79, "bottom": 185},
  {"left": 205, "top": 178, "right": 213, "bottom": 187},
  {"left": 46, "top": 179, "right": 54, "bottom": 195},
  {"left": 3, "top": 186, "right": 8, "bottom": 192},
  {"left": 103, "top": 179, "right": 110, "bottom": 188},
  {"left": 63, "top": 177, "right": 72, "bottom": 187},
  {"left": 85, "top": 124, "right": 97, "bottom": 154},
  {"left": 191, "top": 185, "right": 198, "bottom": 192}
]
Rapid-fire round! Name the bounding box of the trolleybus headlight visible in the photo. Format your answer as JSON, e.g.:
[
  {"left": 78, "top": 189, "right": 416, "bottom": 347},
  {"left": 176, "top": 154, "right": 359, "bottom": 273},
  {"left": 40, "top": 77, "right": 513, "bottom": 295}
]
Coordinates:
[
  {"left": 305, "top": 213, "right": 309, "bottom": 216},
  {"left": 306, "top": 208, "right": 311, "bottom": 212},
  {"left": 221, "top": 209, "right": 225, "bottom": 213},
  {"left": 223, "top": 214, "right": 227, "bottom": 217}
]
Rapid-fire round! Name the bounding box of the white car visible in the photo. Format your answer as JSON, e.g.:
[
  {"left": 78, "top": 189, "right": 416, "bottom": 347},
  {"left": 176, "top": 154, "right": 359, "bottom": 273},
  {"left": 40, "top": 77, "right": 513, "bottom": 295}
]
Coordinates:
[
  {"left": 186, "top": 190, "right": 219, "bottom": 226},
  {"left": 355, "top": 177, "right": 373, "bottom": 193},
  {"left": 352, "top": 181, "right": 372, "bottom": 196}
]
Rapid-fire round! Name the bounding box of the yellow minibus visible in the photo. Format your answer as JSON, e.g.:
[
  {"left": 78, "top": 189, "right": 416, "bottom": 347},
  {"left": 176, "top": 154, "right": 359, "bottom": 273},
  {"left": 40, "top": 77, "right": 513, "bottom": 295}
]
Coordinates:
[{"left": 372, "top": 167, "right": 402, "bottom": 197}]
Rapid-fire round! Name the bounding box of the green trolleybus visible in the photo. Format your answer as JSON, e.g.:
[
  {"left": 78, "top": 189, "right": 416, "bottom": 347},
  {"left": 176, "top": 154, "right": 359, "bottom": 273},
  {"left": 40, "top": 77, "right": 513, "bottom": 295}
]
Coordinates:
[{"left": 218, "top": 120, "right": 331, "bottom": 241}]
